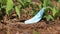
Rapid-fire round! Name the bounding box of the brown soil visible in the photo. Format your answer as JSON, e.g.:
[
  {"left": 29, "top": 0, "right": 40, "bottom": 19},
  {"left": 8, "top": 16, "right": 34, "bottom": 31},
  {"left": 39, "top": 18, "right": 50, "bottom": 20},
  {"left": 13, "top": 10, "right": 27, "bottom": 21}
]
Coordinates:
[{"left": 0, "top": 17, "right": 60, "bottom": 34}]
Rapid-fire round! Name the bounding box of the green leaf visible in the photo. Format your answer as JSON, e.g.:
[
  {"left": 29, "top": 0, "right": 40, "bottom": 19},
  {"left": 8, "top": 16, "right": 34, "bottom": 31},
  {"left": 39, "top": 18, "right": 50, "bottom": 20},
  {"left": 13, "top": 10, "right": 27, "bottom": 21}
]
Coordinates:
[
  {"left": 17, "top": 0, "right": 24, "bottom": 7},
  {"left": 0, "top": 0, "right": 2, "bottom": 3},
  {"left": 24, "top": 0, "right": 31, "bottom": 3},
  {"left": 2, "top": 0, "right": 7, "bottom": 5},
  {"left": 37, "top": 4, "right": 42, "bottom": 9},
  {"left": 54, "top": 11, "right": 60, "bottom": 19},
  {"left": 15, "top": 6, "right": 20, "bottom": 19},
  {"left": 52, "top": 7, "right": 58, "bottom": 16},
  {"left": 43, "top": 0, "right": 51, "bottom": 7},
  {"left": 40, "top": 0, "right": 44, "bottom": 3},
  {"left": 24, "top": 0, "right": 31, "bottom": 8},
  {"left": 32, "top": 9, "right": 38, "bottom": 17},
  {"left": 44, "top": 15, "right": 53, "bottom": 21},
  {"left": 6, "top": 0, "right": 13, "bottom": 15},
  {"left": 43, "top": 0, "right": 48, "bottom": 7},
  {"left": 58, "top": 0, "right": 60, "bottom": 3}
]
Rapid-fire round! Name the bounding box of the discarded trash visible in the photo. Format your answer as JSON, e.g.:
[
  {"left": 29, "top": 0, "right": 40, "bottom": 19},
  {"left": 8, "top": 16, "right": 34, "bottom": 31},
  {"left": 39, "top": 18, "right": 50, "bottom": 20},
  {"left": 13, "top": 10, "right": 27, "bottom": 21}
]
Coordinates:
[{"left": 24, "top": 8, "right": 45, "bottom": 24}]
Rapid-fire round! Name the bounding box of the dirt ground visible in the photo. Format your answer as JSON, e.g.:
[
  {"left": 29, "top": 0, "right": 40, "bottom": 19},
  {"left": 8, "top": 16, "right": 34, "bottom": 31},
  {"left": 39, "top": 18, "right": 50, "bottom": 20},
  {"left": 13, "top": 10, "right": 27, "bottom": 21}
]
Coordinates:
[
  {"left": 0, "top": 0, "right": 60, "bottom": 34},
  {"left": 0, "top": 16, "right": 60, "bottom": 34}
]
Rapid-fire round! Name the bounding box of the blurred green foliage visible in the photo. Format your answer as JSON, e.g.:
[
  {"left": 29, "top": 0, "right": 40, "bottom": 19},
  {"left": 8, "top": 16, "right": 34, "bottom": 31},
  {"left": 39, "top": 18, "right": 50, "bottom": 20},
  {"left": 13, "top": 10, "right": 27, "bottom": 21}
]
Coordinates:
[{"left": 0, "top": 0, "right": 60, "bottom": 21}]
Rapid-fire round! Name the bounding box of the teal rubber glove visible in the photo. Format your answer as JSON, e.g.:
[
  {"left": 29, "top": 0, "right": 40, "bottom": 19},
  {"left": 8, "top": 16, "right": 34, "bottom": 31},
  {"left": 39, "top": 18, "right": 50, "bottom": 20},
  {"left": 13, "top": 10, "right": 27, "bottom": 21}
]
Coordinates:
[{"left": 24, "top": 8, "right": 45, "bottom": 24}]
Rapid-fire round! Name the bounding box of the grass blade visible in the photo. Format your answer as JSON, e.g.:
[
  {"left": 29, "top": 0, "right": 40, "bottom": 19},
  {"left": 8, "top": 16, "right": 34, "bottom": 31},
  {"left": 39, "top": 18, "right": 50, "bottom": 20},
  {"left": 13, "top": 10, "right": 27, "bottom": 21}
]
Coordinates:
[
  {"left": 43, "top": 0, "right": 51, "bottom": 7},
  {"left": 15, "top": 6, "right": 20, "bottom": 19},
  {"left": 44, "top": 15, "right": 53, "bottom": 21},
  {"left": 52, "top": 7, "right": 58, "bottom": 16},
  {"left": 6, "top": 0, "right": 13, "bottom": 15},
  {"left": 24, "top": 0, "right": 31, "bottom": 3},
  {"left": 17, "top": 0, "right": 24, "bottom": 7},
  {"left": 58, "top": 0, "right": 60, "bottom": 3}
]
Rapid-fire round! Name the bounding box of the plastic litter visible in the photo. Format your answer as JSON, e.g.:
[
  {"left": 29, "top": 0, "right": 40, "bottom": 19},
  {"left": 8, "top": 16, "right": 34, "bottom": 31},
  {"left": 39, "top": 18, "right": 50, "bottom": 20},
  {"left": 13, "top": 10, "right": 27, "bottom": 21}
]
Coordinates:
[{"left": 24, "top": 8, "right": 45, "bottom": 24}]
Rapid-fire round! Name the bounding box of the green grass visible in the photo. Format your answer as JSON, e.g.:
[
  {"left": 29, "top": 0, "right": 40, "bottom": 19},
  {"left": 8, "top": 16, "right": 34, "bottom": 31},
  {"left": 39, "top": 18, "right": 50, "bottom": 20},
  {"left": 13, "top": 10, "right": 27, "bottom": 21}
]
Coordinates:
[{"left": 0, "top": 0, "right": 60, "bottom": 21}]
